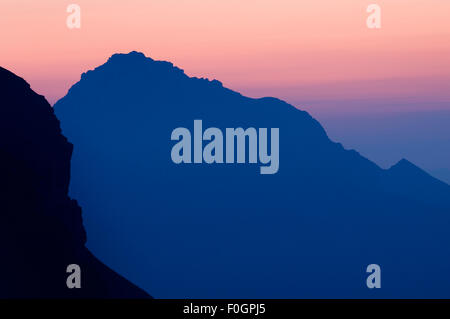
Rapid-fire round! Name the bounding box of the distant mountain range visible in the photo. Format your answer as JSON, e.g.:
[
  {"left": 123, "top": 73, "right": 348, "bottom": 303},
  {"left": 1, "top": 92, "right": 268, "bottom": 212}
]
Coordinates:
[
  {"left": 316, "top": 110, "right": 450, "bottom": 185},
  {"left": 0, "top": 66, "right": 150, "bottom": 298}
]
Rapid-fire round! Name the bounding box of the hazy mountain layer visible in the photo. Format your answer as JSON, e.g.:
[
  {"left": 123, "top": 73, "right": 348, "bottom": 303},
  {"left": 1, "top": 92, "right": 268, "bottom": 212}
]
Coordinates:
[{"left": 55, "top": 51, "right": 450, "bottom": 298}]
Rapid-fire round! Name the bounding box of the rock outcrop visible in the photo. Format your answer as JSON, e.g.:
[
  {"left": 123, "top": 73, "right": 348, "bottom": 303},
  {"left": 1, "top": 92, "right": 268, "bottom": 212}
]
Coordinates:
[{"left": 0, "top": 66, "right": 150, "bottom": 298}]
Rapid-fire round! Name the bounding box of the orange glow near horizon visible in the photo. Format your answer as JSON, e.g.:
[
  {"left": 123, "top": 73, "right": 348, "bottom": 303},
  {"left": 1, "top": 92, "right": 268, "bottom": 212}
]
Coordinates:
[{"left": 1, "top": 0, "right": 449, "bottom": 112}]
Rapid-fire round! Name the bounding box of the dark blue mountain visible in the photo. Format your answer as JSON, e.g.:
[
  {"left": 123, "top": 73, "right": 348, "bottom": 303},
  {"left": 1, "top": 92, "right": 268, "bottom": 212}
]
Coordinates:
[
  {"left": 55, "top": 51, "right": 450, "bottom": 298},
  {"left": 0, "top": 66, "right": 150, "bottom": 298}
]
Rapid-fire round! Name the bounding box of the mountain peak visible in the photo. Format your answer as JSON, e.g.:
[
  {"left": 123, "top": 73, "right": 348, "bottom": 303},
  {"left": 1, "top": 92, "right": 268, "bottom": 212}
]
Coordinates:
[
  {"left": 74, "top": 51, "right": 188, "bottom": 88},
  {"left": 385, "top": 157, "right": 450, "bottom": 208},
  {"left": 387, "top": 158, "right": 436, "bottom": 181},
  {"left": 390, "top": 158, "right": 418, "bottom": 170},
  {"left": 387, "top": 158, "right": 439, "bottom": 182},
  {"left": 107, "top": 51, "right": 153, "bottom": 63},
  {"left": 59, "top": 51, "right": 231, "bottom": 105}
]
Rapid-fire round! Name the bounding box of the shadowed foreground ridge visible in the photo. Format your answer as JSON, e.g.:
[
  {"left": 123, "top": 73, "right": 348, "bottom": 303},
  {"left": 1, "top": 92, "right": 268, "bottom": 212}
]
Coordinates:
[
  {"left": 0, "top": 66, "right": 150, "bottom": 298},
  {"left": 55, "top": 51, "right": 450, "bottom": 298}
]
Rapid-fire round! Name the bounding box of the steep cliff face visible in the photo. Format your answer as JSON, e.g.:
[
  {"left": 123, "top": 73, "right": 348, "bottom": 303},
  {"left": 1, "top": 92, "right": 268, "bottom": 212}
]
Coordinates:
[{"left": 0, "top": 66, "right": 150, "bottom": 298}]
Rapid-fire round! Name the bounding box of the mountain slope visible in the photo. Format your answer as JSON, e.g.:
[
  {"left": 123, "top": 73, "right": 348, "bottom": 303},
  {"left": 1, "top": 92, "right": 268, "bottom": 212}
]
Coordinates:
[
  {"left": 55, "top": 51, "right": 450, "bottom": 298},
  {"left": 0, "top": 66, "right": 150, "bottom": 298},
  {"left": 385, "top": 159, "right": 450, "bottom": 209}
]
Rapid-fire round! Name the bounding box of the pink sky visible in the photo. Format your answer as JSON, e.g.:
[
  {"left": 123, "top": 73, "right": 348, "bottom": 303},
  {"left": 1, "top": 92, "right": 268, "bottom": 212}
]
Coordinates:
[{"left": 1, "top": 0, "right": 449, "bottom": 113}]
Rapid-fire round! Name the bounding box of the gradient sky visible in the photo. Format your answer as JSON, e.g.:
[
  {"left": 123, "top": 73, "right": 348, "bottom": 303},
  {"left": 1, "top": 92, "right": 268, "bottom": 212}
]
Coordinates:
[{"left": 1, "top": 0, "right": 449, "bottom": 113}]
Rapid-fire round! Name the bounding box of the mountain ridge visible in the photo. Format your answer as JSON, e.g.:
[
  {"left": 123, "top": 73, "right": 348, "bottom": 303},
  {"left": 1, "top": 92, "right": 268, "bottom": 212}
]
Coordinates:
[
  {"left": 57, "top": 51, "right": 448, "bottom": 188},
  {"left": 54, "top": 51, "right": 450, "bottom": 298}
]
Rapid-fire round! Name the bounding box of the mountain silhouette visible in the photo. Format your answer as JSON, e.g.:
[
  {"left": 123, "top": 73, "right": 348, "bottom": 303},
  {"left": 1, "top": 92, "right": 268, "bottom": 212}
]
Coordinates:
[
  {"left": 384, "top": 159, "right": 450, "bottom": 209},
  {"left": 55, "top": 51, "right": 450, "bottom": 298},
  {"left": 0, "top": 66, "right": 150, "bottom": 298}
]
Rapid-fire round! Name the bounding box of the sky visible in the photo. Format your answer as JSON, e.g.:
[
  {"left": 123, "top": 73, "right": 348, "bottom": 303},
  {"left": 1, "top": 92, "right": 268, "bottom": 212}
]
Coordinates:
[{"left": 1, "top": 0, "right": 449, "bottom": 113}]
